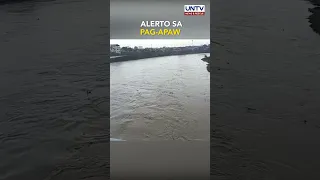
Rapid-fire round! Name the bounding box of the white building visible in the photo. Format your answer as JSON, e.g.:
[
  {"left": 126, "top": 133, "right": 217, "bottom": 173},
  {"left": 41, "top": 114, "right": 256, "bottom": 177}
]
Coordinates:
[{"left": 110, "top": 44, "right": 121, "bottom": 54}]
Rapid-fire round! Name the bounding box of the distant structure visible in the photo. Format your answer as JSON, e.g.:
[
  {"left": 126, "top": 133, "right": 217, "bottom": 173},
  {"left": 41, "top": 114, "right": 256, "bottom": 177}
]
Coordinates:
[
  {"left": 113, "top": 43, "right": 209, "bottom": 56},
  {"left": 110, "top": 44, "right": 121, "bottom": 54}
]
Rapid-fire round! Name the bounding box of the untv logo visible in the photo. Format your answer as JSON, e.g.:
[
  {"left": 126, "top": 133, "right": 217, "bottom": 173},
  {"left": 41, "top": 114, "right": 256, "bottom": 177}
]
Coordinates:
[{"left": 184, "top": 5, "right": 205, "bottom": 16}]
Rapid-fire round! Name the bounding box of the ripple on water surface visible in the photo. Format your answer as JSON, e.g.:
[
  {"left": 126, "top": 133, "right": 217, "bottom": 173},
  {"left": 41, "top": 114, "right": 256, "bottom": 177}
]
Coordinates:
[{"left": 110, "top": 54, "right": 210, "bottom": 141}]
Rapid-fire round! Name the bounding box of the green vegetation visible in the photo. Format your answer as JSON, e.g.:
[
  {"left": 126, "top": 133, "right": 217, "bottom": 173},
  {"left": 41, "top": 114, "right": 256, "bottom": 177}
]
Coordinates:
[{"left": 110, "top": 45, "right": 210, "bottom": 63}]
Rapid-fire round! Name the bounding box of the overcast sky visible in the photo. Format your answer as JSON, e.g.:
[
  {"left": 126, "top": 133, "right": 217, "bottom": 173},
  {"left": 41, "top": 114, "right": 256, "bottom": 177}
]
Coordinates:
[
  {"left": 110, "top": 0, "right": 210, "bottom": 39},
  {"left": 110, "top": 39, "right": 210, "bottom": 48}
]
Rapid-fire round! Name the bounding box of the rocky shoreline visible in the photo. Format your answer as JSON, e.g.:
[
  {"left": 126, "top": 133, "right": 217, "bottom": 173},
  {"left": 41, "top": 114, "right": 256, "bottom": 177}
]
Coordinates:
[
  {"left": 201, "top": 56, "right": 211, "bottom": 73},
  {"left": 110, "top": 51, "right": 210, "bottom": 63}
]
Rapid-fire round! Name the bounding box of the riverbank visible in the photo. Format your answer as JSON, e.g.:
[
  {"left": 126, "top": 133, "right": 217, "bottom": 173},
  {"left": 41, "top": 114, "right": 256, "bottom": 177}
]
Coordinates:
[
  {"left": 110, "top": 51, "right": 209, "bottom": 63},
  {"left": 201, "top": 56, "right": 211, "bottom": 73},
  {"left": 201, "top": 56, "right": 210, "bottom": 63}
]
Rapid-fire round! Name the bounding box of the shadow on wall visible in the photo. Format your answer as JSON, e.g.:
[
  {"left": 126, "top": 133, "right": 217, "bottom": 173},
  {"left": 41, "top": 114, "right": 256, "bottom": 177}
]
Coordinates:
[{"left": 305, "top": 0, "right": 320, "bottom": 35}]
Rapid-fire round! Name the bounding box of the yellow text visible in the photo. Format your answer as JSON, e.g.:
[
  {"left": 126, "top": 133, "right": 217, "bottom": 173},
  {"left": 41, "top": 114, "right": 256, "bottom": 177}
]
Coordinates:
[{"left": 140, "top": 28, "right": 181, "bottom": 36}]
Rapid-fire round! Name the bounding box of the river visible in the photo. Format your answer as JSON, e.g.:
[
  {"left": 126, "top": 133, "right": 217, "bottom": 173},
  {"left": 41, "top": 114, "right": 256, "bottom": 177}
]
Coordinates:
[
  {"left": 0, "top": 0, "right": 109, "bottom": 180},
  {"left": 211, "top": 0, "right": 320, "bottom": 179},
  {"left": 110, "top": 54, "right": 210, "bottom": 141}
]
